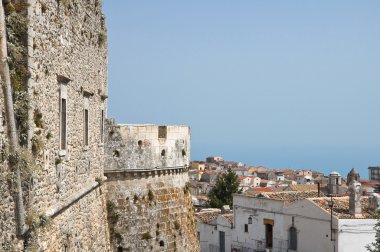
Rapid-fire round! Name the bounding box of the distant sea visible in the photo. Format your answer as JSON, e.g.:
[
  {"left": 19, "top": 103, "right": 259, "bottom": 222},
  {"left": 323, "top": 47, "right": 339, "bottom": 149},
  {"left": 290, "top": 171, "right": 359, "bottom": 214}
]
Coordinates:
[{"left": 192, "top": 144, "right": 380, "bottom": 179}]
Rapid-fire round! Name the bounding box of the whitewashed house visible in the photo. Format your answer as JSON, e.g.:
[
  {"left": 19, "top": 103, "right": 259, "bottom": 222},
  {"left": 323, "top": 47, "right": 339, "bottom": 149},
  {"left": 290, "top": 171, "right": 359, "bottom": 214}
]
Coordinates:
[
  {"left": 275, "top": 171, "right": 285, "bottom": 181},
  {"left": 232, "top": 191, "right": 320, "bottom": 252},
  {"left": 296, "top": 174, "right": 313, "bottom": 184},
  {"left": 231, "top": 182, "right": 377, "bottom": 252},
  {"left": 195, "top": 209, "right": 233, "bottom": 252},
  {"left": 285, "top": 195, "right": 376, "bottom": 252}
]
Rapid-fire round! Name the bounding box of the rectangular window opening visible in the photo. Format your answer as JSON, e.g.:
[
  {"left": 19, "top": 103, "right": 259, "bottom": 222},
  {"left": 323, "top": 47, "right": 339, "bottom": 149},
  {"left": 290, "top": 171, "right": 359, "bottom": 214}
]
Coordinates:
[
  {"left": 158, "top": 126, "right": 167, "bottom": 139},
  {"left": 60, "top": 98, "right": 67, "bottom": 150},
  {"left": 100, "top": 109, "right": 104, "bottom": 143},
  {"left": 84, "top": 109, "right": 89, "bottom": 146}
]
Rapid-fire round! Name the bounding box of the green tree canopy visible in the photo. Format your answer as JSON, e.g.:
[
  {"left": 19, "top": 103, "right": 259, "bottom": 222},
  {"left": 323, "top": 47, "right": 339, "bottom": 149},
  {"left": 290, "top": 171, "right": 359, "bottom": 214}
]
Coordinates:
[{"left": 207, "top": 168, "right": 242, "bottom": 208}]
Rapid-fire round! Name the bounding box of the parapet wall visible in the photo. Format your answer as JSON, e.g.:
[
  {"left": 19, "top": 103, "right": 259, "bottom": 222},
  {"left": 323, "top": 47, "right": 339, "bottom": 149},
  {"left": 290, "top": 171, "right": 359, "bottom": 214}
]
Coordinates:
[{"left": 105, "top": 120, "right": 190, "bottom": 171}]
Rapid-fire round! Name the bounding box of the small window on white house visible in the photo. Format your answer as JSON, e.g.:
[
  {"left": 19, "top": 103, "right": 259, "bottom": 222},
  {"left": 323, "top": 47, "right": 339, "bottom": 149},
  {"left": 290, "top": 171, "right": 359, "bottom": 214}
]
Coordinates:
[
  {"left": 84, "top": 96, "right": 89, "bottom": 146},
  {"left": 244, "top": 224, "right": 248, "bottom": 233},
  {"left": 60, "top": 83, "right": 67, "bottom": 150}
]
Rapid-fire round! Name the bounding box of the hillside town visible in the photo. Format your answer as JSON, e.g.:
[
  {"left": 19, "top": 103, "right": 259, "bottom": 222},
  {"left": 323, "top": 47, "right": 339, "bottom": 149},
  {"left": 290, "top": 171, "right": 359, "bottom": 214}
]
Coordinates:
[
  {"left": 0, "top": 1, "right": 379, "bottom": 252},
  {"left": 191, "top": 156, "right": 380, "bottom": 252}
]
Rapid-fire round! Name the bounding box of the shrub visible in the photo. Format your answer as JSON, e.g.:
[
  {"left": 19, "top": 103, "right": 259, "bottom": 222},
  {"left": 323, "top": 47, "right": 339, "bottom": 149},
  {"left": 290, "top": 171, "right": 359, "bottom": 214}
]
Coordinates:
[{"left": 142, "top": 232, "right": 152, "bottom": 240}]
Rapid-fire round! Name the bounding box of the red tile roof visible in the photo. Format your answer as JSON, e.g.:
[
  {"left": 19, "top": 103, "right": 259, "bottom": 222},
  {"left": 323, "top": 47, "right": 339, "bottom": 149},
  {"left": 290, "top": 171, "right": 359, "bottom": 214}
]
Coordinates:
[
  {"left": 221, "top": 214, "right": 233, "bottom": 224},
  {"left": 195, "top": 209, "right": 221, "bottom": 224},
  {"left": 256, "top": 191, "right": 323, "bottom": 205},
  {"left": 310, "top": 196, "right": 374, "bottom": 219}
]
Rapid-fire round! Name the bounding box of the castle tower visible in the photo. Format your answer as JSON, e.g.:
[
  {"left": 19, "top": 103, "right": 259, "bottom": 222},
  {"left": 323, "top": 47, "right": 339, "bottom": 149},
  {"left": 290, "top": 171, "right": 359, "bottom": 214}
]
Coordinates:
[
  {"left": 327, "top": 171, "right": 341, "bottom": 195},
  {"left": 104, "top": 123, "right": 200, "bottom": 251}
]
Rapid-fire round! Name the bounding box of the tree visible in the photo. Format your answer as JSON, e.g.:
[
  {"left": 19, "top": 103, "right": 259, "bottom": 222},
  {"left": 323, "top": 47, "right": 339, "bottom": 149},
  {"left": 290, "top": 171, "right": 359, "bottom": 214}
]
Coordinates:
[
  {"left": 367, "top": 210, "right": 380, "bottom": 252},
  {"left": 207, "top": 168, "right": 242, "bottom": 208},
  {"left": 0, "top": 1, "right": 25, "bottom": 235}
]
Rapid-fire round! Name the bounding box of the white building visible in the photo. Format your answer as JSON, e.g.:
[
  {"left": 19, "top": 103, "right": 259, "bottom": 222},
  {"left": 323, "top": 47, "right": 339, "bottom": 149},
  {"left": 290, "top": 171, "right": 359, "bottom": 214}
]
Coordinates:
[
  {"left": 196, "top": 176, "right": 378, "bottom": 252},
  {"left": 195, "top": 209, "right": 233, "bottom": 252},
  {"left": 231, "top": 189, "right": 377, "bottom": 252},
  {"left": 232, "top": 191, "right": 320, "bottom": 252},
  {"left": 296, "top": 174, "right": 313, "bottom": 184},
  {"left": 275, "top": 172, "right": 285, "bottom": 181},
  {"left": 285, "top": 196, "right": 376, "bottom": 252}
]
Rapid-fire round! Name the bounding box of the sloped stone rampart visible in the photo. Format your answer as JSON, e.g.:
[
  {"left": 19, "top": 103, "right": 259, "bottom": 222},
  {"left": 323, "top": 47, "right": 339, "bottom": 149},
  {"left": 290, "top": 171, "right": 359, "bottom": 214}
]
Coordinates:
[{"left": 106, "top": 172, "right": 200, "bottom": 252}]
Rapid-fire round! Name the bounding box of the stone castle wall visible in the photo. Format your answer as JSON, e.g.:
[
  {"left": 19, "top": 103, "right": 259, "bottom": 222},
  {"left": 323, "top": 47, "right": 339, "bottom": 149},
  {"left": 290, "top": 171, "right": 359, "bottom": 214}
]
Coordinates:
[
  {"left": 0, "top": 0, "right": 110, "bottom": 250},
  {"left": 104, "top": 123, "right": 199, "bottom": 251}
]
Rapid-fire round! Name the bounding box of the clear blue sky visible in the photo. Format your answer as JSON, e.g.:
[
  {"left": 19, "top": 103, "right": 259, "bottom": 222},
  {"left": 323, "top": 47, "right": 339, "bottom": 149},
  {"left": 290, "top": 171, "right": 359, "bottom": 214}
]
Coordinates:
[{"left": 103, "top": 1, "right": 380, "bottom": 177}]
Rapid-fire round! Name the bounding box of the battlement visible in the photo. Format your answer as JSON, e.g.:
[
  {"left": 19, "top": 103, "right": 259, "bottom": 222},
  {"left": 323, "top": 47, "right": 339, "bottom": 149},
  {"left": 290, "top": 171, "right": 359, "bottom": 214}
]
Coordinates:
[{"left": 105, "top": 120, "right": 190, "bottom": 172}]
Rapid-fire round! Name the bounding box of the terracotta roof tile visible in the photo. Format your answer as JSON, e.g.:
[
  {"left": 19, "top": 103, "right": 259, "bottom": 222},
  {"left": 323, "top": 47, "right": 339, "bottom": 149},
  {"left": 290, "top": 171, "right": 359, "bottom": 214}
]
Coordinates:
[
  {"left": 222, "top": 214, "right": 233, "bottom": 224},
  {"left": 244, "top": 187, "right": 274, "bottom": 195},
  {"left": 195, "top": 209, "right": 221, "bottom": 224},
  {"left": 287, "top": 184, "right": 318, "bottom": 192},
  {"left": 256, "top": 191, "right": 323, "bottom": 205},
  {"left": 310, "top": 196, "right": 375, "bottom": 219}
]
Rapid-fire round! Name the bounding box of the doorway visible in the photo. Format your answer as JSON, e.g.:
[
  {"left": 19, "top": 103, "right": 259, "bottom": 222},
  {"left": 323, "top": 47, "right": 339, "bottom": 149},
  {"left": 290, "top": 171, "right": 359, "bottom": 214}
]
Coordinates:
[
  {"left": 265, "top": 224, "right": 273, "bottom": 248},
  {"left": 219, "top": 231, "right": 225, "bottom": 252}
]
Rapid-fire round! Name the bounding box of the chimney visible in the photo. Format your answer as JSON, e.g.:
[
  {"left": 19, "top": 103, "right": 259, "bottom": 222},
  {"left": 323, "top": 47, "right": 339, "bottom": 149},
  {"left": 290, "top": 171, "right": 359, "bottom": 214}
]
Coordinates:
[
  {"left": 317, "top": 181, "right": 320, "bottom": 197},
  {"left": 221, "top": 205, "right": 230, "bottom": 214},
  {"left": 348, "top": 180, "right": 362, "bottom": 218}
]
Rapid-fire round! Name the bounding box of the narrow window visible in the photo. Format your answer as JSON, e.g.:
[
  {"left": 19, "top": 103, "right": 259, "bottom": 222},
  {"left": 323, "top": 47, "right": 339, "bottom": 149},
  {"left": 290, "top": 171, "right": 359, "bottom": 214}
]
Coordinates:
[
  {"left": 61, "top": 99, "right": 67, "bottom": 149},
  {"left": 84, "top": 96, "right": 89, "bottom": 146},
  {"left": 0, "top": 112, "right": 3, "bottom": 133},
  {"left": 100, "top": 101, "right": 104, "bottom": 143},
  {"left": 60, "top": 83, "right": 67, "bottom": 150},
  {"left": 289, "top": 227, "right": 297, "bottom": 250},
  {"left": 84, "top": 109, "right": 89, "bottom": 145},
  {"left": 244, "top": 224, "right": 248, "bottom": 233},
  {"left": 100, "top": 109, "right": 104, "bottom": 142}
]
